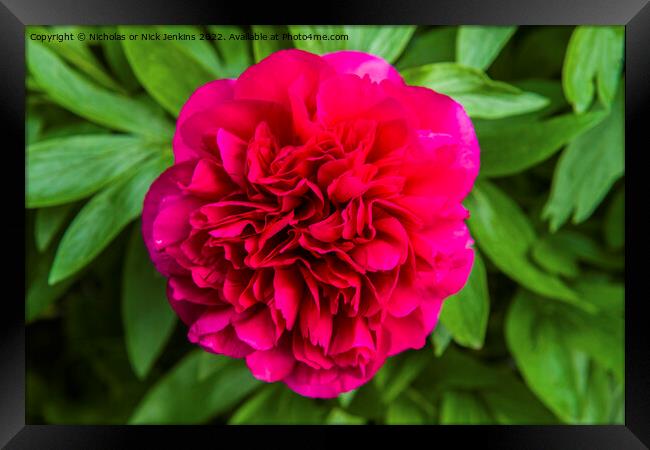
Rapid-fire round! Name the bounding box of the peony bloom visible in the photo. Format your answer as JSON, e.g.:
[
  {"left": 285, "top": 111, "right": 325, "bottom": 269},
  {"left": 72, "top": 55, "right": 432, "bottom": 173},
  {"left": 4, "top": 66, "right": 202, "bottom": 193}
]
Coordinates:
[{"left": 142, "top": 49, "right": 479, "bottom": 398}]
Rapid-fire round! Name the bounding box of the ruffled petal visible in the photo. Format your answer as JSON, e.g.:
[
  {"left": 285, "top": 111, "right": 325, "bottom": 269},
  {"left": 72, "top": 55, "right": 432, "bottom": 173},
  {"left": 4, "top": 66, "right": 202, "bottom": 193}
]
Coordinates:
[
  {"left": 323, "top": 50, "right": 404, "bottom": 84},
  {"left": 174, "top": 79, "right": 235, "bottom": 162}
]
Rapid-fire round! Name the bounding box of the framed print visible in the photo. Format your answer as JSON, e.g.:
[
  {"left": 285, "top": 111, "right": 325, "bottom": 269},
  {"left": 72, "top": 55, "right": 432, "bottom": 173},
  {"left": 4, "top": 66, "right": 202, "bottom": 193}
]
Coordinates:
[{"left": 2, "top": 0, "right": 649, "bottom": 447}]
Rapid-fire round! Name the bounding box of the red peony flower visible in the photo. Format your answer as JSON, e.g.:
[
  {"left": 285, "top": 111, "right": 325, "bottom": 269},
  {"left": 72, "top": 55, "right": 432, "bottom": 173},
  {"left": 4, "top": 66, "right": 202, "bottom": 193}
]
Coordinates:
[{"left": 142, "top": 49, "right": 479, "bottom": 397}]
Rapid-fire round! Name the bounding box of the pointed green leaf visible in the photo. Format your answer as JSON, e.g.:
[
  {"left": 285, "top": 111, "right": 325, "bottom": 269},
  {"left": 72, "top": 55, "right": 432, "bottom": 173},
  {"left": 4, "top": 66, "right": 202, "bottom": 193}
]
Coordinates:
[
  {"left": 440, "top": 391, "right": 493, "bottom": 424},
  {"left": 563, "top": 26, "right": 624, "bottom": 113},
  {"left": 396, "top": 27, "right": 457, "bottom": 69},
  {"left": 456, "top": 26, "right": 517, "bottom": 70},
  {"left": 251, "top": 26, "right": 293, "bottom": 63},
  {"left": 505, "top": 291, "right": 588, "bottom": 422},
  {"left": 122, "top": 224, "right": 177, "bottom": 379},
  {"left": 49, "top": 153, "right": 171, "bottom": 284},
  {"left": 402, "top": 63, "right": 548, "bottom": 119},
  {"left": 156, "top": 26, "right": 221, "bottom": 76},
  {"left": 466, "top": 181, "right": 581, "bottom": 305},
  {"left": 377, "top": 349, "right": 430, "bottom": 403},
  {"left": 431, "top": 322, "right": 453, "bottom": 357},
  {"left": 130, "top": 351, "right": 260, "bottom": 424},
  {"left": 35, "top": 204, "right": 75, "bottom": 252},
  {"left": 543, "top": 86, "right": 624, "bottom": 230},
  {"left": 439, "top": 251, "right": 489, "bottom": 349},
  {"left": 208, "top": 26, "right": 253, "bottom": 77},
  {"left": 27, "top": 134, "right": 159, "bottom": 208},
  {"left": 386, "top": 393, "right": 429, "bottom": 424},
  {"left": 27, "top": 41, "right": 173, "bottom": 139},
  {"left": 478, "top": 110, "right": 606, "bottom": 177},
  {"left": 28, "top": 26, "right": 124, "bottom": 92},
  {"left": 325, "top": 408, "right": 366, "bottom": 425},
  {"left": 120, "top": 26, "right": 216, "bottom": 116},
  {"left": 26, "top": 244, "right": 77, "bottom": 322},
  {"left": 288, "top": 26, "right": 415, "bottom": 64},
  {"left": 506, "top": 290, "right": 623, "bottom": 422},
  {"left": 101, "top": 30, "right": 140, "bottom": 91},
  {"left": 229, "top": 384, "right": 326, "bottom": 424}
]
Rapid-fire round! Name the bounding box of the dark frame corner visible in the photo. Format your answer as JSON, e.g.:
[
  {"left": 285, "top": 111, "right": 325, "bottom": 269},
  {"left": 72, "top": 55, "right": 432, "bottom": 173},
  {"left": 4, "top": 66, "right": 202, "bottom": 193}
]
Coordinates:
[{"left": 3, "top": 0, "right": 649, "bottom": 448}]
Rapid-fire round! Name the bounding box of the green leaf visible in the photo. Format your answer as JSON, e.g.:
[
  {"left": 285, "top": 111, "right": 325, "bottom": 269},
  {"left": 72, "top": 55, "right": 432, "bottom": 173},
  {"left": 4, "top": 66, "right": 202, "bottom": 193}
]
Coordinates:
[
  {"left": 35, "top": 204, "right": 74, "bottom": 252},
  {"left": 337, "top": 389, "right": 356, "bottom": 408},
  {"left": 288, "top": 26, "right": 415, "bottom": 64},
  {"left": 466, "top": 181, "right": 581, "bottom": 305},
  {"left": 28, "top": 26, "right": 124, "bottom": 92},
  {"left": 101, "top": 31, "right": 140, "bottom": 91},
  {"left": 120, "top": 26, "right": 216, "bottom": 116},
  {"left": 386, "top": 393, "right": 429, "bottom": 424},
  {"left": 505, "top": 291, "right": 588, "bottom": 422},
  {"left": 344, "top": 383, "right": 384, "bottom": 421},
  {"left": 456, "top": 26, "right": 517, "bottom": 70},
  {"left": 431, "top": 322, "right": 452, "bottom": 357},
  {"left": 26, "top": 245, "right": 77, "bottom": 322},
  {"left": 439, "top": 251, "right": 489, "bottom": 349},
  {"left": 208, "top": 26, "right": 253, "bottom": 77},
  {"left": 156, "top": 26, "right": 221, "bottom": 76},
  {"left": 573, "top": 279, "right": 623, "bottom": 316},
  {"left": 396, "top": 27, "right": 457, "bottom": 69},
  {"left": 412, "top": 347, "right": 557, "bottom": 424},
  {"left": 26, "top": 113, "right": 44, "bottom": 144},
  {"left": 478, "top": 110, "right": 607, "bottom": 177},
  {"left": 402, "top": 63, "right": 548, "bottom": 119},
  {"left": 481, "top": 380, "right": 560, "bottom": 424},
  {"left": 196, "top": 350, "right": 231, "bottom": 382},
  {"left": 40, "top": 122, "right": 110, "bottom": 141},
  {"left": 229, "top": 384, "right": 327, "bottom": 424},
  {"left": 376, "top": 349, "right": 430, "bottom": 403},
  {"left": 27, "top": 41, "right": 173, "bottom": 139},
  {"left": 440, "top": 391, "right": 493, "bottom": 424},
  {"left": 27, "top": 134, "right": 159, "bottom": 208},
  {"left": 509, "top": 27, "right": 574, "bottom": 80},
  {"left": 130, "top": 351, "right": 260, "bottom": 424},
  {"left": 49, "top": 153, "right": 171, "bottom": 284},
  {"left": 511, "top": 79, "right": 568, "bottom": 119},
  {"left": 543, "top": 86, "right": 624, "bottom": 230},
  {"left": 251, "top": 26, "right": 293, "bottom": 63},
  {"left": 413, "top": 347, "right": 502, "bottom": 395},
  {"left": 531, "top": 235, "right": 580, "bottom": 278},
  {"left": 325, "top": 408, "right": 366, "bottom": 425},
  {"left": 122, "top": 224, "right": 177, "bottom": 379},
  {"left": 505, "top": 290, "right": 623, "bottom": 422},
  {"left": 541, "top": 230, "right": 623, "bottom": 272},
  {"left": 563, "top": 26, "right": 624, "bottom": 113},
  {"left": 579, "top": 364, "right": 623, "bottom": 424},
  {"left": 603, "top": 188, "right": 624, "bottom": 250}
]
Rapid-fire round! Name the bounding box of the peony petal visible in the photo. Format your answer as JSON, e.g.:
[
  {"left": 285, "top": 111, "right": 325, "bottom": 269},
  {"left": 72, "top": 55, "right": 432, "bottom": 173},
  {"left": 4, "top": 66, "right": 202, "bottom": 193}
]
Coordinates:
[
  {"left": 273, "top": 268, "right": 304, "bottom": 330},
  {"left": 199, "top": 326, "right": 254, "bottom": 358},
  {"left": 330, "top": 317, "right": 376, "bottom": 355},
  {"left": 216, "top": 128, "right": 248, "bottom": 185},
  {"left": 233, "top": 307, "right": 277, "bottom": 350},
  {"left": 188, "top": 308, "right": 233, "bottom": 342},
  {"left": 323, "top": 51, "right": 404, "bottom": 84},
  {"left": 235, "top": 49, "right": 334, "bottom": 109},
  {"left": 174, "top": 79, "right": 235, "bottom": 162},
  {"left": 246, "top": 345, "right": 295, "bottom": 382},
  {"left": 183, "top": 158, "right": 236, "bottom": 199},
  {"left": 142, "top": 162, "right": 195, "bottom": 277}
]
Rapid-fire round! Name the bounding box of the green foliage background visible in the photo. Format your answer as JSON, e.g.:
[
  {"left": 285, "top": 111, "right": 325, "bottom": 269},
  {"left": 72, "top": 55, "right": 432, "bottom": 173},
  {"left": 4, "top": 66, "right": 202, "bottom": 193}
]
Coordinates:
[{"left": 26, "top": 25, "right": 625, "bottom": 425}]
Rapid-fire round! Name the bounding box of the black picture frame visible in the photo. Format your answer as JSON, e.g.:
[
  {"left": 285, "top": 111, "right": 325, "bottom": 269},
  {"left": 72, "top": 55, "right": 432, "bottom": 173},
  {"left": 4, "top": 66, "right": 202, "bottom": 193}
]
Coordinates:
[{"left": 3, "top": 0, "right": 648, "bottom": 447}]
